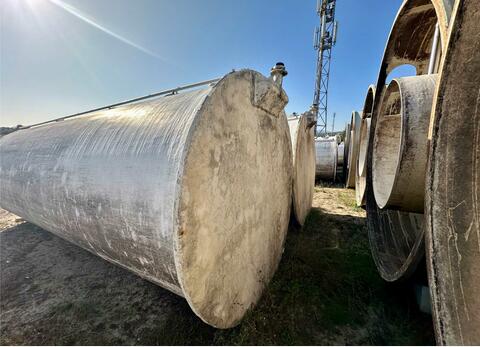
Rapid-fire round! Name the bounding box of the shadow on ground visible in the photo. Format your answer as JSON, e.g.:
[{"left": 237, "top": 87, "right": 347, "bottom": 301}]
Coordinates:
[{"left": 0, "top": 188, "right": 434, "bottom": 345}]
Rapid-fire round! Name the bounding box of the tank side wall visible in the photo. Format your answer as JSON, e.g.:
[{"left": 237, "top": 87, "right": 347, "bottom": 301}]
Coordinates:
[
  {"left": 0, "top": 88, "right": 211, "bottom": 294},
  {"left": 315, "top": 140, "right": 337, "bottom": 180}
]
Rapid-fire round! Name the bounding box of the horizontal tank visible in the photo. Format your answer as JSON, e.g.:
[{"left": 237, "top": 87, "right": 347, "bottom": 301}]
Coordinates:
[
  {"left": 0, "top": 70, "right": 293, "bottom": 329},
  {"left": 315, "top": 138, "right": 338, "bottom": 181}
]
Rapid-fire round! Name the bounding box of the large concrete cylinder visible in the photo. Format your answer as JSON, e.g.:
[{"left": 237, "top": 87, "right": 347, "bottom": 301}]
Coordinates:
[
  {"left": 355, "top": 118, "right": 371, "bottom": 207},
  {"left": 346, "top": 111, "right": 361, "bottom": 188},
  {"left": 357, "top": 118, "right": 371, "bottom": 178},
  {"left": 426, "top": 0, "right": 480, "bottom": 344},
  {"left": 315, "top": 138, "right": 338, "bottom": 181},
  {"left": 355, "top": 85, "right": 375, "bottom": 207},
  {"left": 288, "top": 115, "right": 315, "bottom": 226},
  {"left": 372, "top": 75, "right": 437, "bottom": 213},
  {"left": 361, "top": 85, "right": 376, "bottom": 120},
  {"left": 342, "top": 123, "right": 351, "bottom": 182},
  {"left": 365, "top": 0, "right": 452, "bottom": 283},
  {"left": 0, "top": 70, "right": 293, "bottom": 329}
]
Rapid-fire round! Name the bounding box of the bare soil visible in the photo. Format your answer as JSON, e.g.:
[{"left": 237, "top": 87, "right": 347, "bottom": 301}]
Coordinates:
[{"left": 0, "top": 185, "right": 434, "bottom": 345}]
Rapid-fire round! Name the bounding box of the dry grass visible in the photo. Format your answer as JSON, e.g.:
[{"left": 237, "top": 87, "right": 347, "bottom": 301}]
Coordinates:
[{"left": 0, "top": 186, "right": 434, "bottom": 345}]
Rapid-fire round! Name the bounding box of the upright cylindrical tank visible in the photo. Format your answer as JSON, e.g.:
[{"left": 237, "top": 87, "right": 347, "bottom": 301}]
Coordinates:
[
  {"left": 315, "top": 138, "right": 338, "bottom": 181},
  {"left": 0, "top": 70, "right": 293, "bottom": 329},
  {"left": 288, "top": 115, "right": 315, "bottom": 226},
  {"left": 426, "top": 0, "right": 480, "bottom": 344}
]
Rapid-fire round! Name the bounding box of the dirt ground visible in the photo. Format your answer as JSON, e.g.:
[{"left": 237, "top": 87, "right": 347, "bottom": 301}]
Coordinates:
[{"left": 0, "top": 184, "right": 435, "bottom": 345}]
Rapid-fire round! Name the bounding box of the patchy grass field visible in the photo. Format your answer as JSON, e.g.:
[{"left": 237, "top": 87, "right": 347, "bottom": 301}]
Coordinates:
[{"left": 0, "top": 185, "right": 434, "bottom": 345}]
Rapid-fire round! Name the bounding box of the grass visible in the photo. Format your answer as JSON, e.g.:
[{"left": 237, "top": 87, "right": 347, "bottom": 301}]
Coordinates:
[
  {"left": 338, "top": 190, "right": 364, "bottom": 213},
  {"left": 139, "top": 186, "right": 434, "bottom": 345},
  {"left": 0, "top": 186, "right": 434, "bottom": 345}
]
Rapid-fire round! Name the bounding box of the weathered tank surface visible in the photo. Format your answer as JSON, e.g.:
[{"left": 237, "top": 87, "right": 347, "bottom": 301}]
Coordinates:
[
  {"left": 288, "top": 115, "right": 315, "bottom": 226},
  {"left": 0, "top": 69, "right": 293, "bottom": 329},
  {"left": 315, "top": 138, "right": 338, "bottom": 181}
]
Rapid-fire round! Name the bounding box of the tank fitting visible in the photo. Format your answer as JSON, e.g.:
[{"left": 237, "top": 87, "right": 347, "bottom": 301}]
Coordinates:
[{"left": 270, "top": 62, "right": 288, "bottom": 87}]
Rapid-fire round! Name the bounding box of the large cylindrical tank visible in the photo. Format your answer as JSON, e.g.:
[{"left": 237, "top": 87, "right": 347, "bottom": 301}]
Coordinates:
[
  {"left": 315, "top": 138, "right": 338, "bottom": 181},
  {"left": 426, "top": 0, "right": 480, "bottom": 344},
  {"left": 288, "top": 115, "right": 315, "bottom": 226},
  {"left": 0, "top": 70, "right": 293, "bottom": 329}
]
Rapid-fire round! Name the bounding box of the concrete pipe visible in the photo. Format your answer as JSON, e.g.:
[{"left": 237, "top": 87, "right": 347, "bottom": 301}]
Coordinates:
[
  {"left": 343, "top": 123, "right": 351, "bottom": 182},
  {"left": 0, "top": 70, "right": 293, "bottom": 329},
  {"left": 361, "top": 85, "right": 376, "bottom": 120},
  {"left": 346, "top": 111, "right": 361, "bottom": 188},
  {"left": 315, "top": 138, "right": 338, "bottom": 181},
  {"left": 426, "top": 0, "right": 480, "bottom": 344},
  {"left": 372, "top": 74, "right": 437, "bottom": 213},
  {"left": 288, "top": 115, "right": 315, "bottom": 226},
  {"left": 355, "top": 118, "right": 371, "bottom": 207},
  {"left": 358, "top": 118, "right": 371, "bottom": 179},
  {"left": 355, "top": 85, "right": 376, "bottom": 207},
  {"left": 365, "top": 0, "right": 452, "bottom": 282}
]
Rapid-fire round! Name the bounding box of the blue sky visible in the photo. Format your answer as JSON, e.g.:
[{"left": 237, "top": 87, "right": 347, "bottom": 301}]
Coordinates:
[{"left": 1, "top": 0, "right": 403, "bottom": 129}]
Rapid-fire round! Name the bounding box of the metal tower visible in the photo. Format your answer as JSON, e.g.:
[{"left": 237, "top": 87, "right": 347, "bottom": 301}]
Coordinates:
[{"left": 312, "top": 0, "right": 338, "bottom": 136}]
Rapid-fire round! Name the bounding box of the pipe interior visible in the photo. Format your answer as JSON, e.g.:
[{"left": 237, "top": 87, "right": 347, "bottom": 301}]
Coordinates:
[
  {"left": 362, "top": 88, "right": 374, "bottom": 118},
  {"left": 366, "top": 0, "right": 448, "bottom": 283},
  {"left": 372, "top": 82, "right": 402, "bottom": 209}
]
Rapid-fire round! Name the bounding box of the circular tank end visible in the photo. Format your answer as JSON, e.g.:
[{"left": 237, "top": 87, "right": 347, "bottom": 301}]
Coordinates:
[{"left": 174, "top": 70, "right": 292, "bottom": 328}]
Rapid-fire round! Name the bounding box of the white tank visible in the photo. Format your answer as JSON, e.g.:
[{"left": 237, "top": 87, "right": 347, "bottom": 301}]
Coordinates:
[
  {"left": 315, "top": 138, "right": 338, "bottom": 181},
  {"left": 0, "top": 70, "right": 293, "bottom": 329}
]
